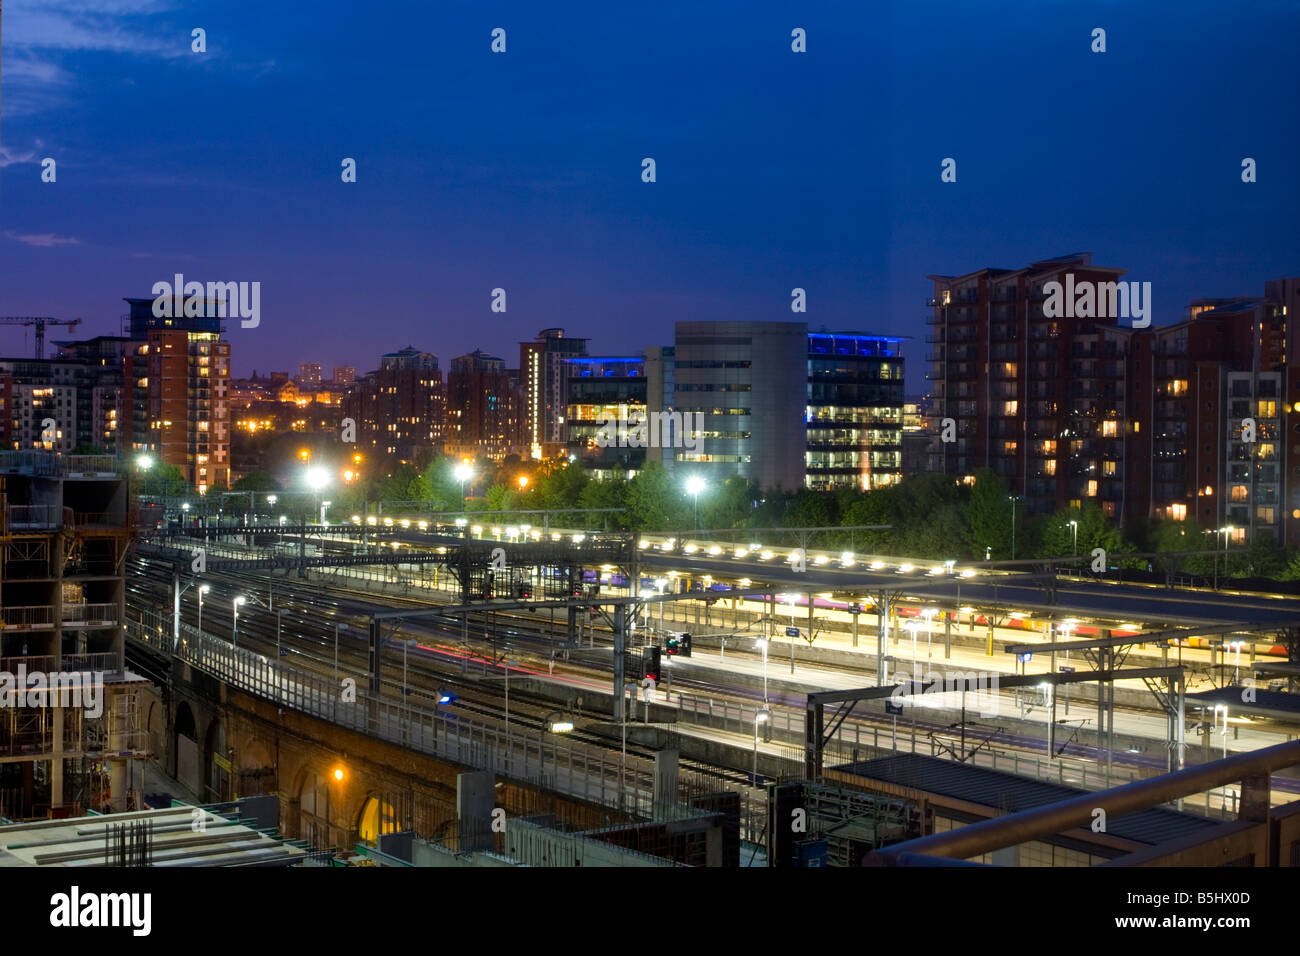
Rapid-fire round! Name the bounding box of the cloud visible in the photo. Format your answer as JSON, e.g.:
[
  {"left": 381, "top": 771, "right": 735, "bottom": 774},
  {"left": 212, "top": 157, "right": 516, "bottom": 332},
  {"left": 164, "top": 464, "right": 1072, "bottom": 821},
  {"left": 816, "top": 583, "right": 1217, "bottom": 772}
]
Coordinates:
[
  {"left": 0, "top": 148, "right": 38, "bottom": 168},
  {"left": 3, "top": 231, "right": 83, "bottom": 248},
  {"left": 3, "top": 0, "right": 186, "bottom": 115}
]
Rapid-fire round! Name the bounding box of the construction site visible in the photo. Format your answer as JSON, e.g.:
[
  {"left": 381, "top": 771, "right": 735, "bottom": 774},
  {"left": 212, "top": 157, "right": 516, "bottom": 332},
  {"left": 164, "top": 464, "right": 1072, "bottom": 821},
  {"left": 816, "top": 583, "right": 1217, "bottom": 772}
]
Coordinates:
[{"left": 0, "top": 452, "right": 147, "bottom": 818}]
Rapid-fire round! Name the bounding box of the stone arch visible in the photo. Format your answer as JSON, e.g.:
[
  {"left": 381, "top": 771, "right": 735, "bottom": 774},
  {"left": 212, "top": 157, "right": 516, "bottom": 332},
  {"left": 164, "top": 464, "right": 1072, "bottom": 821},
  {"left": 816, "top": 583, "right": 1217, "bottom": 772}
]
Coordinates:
[
  {"left": 235, "top": 736, "right": 276, "bottom": 797},
  {"left": 202, "top": 717, "right": 227, "bottom": 802},
  {"left": 296, "top": 768, "right": 331, "bottom": 849},
  {"left": 356, "top": 792, "right": 399, "bottom": 847},
  {"left": 173, "top": 700, "right": 200, "bottom": 796}
]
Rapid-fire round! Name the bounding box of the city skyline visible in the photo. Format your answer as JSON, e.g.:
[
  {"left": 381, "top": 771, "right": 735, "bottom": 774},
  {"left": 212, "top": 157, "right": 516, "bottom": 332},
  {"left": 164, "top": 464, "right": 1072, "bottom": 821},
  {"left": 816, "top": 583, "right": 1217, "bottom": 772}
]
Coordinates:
[{"left": 2, "top": 1, "right": 1299, "bottom": 388}]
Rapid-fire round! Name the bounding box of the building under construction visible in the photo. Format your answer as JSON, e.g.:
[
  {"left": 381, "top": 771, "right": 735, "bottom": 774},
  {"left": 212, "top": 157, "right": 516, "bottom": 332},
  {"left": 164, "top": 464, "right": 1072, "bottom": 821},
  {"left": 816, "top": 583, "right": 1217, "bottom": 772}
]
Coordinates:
[{"left": 0, "top": 452, "right": 148, "bottom": 819}]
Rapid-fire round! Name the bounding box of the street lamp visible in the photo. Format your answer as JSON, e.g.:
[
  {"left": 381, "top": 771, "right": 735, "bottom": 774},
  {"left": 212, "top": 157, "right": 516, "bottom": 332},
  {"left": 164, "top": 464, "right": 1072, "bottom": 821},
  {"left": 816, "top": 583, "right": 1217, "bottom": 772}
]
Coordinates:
[
  {"left": 684, "top": 475, "right": 706, "bottom": 531},
  {"left": 753, "top": 708, "right": 770, "bottom": 782},
  {"left": 232, "top": 596, "right": 246, "bottom": 646},
  {"left": 197, "top": 584, "right": 210, "bottom": 634},
  {"left": 455, "top": 462, "right": 473, "bottom": 505},
  {"left": 922, "top": 607, "right": 937, "bottom": 659},
  {"left": 136, "top": 454, "right": 154, "bottom": 471},
  {"left": 1068, "top": 519, "right": 1078, "bottom": 557},
  {"left": 756, "top": 637, "right": 770, "bottom": 704},
  {"left": 305, "top": 468, "right": 329, "bottom": 524},
  {"left": 1008, "top": 495, "right": 1021, "bottom": 560}
]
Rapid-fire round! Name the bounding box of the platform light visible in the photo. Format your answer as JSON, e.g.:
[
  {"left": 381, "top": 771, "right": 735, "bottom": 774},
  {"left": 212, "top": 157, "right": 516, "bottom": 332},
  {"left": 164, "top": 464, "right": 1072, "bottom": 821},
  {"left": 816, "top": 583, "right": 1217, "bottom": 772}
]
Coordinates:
[
  {"left": 814, "top": 555, "right": 828, "bottom": 565},
  {"left": 549, "top": 721, "right": 574, "bottom": 733},
  {"left": 684, "top": 543, "right": 698, "bottom": 553},
  {"left": 734, "top": 547, "right": 749, "bottom": 559},
  {"left": 758, "top": 550, "right": 773, "bottom": 561},
  {"left": 418, "top": 520, "right": 429, "bottom": 530},
  {"left": 708, "top": 545, "right": 723, "bottom": 556},
  {"left": 870, "top": 560, "right": 886, "bottom": 570},
  {"left": 400, "top": 519, "right": 411, "bottom": 528},
  {"left": 898, "top": 563, "right": 914, "bottom": 574},
  {"left": 366, "top": 516, "right": 378, "bottom": 526},
  {"left": 960, "top": 569, "right": 976, "bottom": 578}
]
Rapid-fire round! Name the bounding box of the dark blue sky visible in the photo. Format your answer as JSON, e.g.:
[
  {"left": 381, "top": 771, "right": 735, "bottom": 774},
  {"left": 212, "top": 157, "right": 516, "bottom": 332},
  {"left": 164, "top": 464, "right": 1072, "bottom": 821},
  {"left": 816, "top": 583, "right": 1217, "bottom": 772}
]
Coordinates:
[{"left": 2, "top": 0, "right": 1298, "bottom": 389}]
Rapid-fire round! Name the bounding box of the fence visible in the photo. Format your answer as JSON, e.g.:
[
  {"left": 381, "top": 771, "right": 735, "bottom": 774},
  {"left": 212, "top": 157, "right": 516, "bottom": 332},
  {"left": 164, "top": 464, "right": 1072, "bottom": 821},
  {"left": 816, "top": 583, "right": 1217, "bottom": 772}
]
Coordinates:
[{"left": 126, "top": 611, "right": 696, "bottom": 823}]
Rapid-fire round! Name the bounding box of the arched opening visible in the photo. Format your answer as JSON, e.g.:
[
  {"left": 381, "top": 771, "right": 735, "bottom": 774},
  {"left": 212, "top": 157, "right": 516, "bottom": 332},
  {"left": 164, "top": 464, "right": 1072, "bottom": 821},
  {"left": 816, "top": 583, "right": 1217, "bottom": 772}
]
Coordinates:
[
  {"left": 357, "top": 794, "right": 398, "bottom": 847},
  {"left": 202, "top": 719, "right": 227, "bottom": 802},
  {"left": 174, "top": 702, "right": 200, "bottom": 797},
  {"left": 236, "top": 739, "right": 276, "bottom": 796},
  {"left": 298, "top": 771, "right": 330, "bottom": 849}
]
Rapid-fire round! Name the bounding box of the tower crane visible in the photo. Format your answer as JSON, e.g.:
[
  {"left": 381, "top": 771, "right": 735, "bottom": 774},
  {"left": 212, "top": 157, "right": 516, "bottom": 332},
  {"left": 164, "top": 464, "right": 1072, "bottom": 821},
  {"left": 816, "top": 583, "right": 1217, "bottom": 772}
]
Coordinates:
[{"left": 0, "top": 317, "right": 83, "bottom": 358}]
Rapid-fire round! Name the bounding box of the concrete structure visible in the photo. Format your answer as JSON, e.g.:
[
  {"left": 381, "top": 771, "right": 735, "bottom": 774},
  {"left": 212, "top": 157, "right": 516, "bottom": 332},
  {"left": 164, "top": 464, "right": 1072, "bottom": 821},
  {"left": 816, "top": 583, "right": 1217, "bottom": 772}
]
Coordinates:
[
  {"left": 671, "top": 320, "right": 807, "bottom": 491},
  {"left": 0, "top": 453, "right": 146, "bottom": 818}
]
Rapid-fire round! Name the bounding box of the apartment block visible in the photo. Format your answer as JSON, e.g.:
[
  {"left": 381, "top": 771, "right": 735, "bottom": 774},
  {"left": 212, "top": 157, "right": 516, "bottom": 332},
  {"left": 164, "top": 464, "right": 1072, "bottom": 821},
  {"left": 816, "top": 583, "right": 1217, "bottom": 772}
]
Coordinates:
[
  {"left": 341, "top": 347, "right": 445, "bottom": 460},
  {"left": 445, "top": 350, "right": 523, "bottom": 460},
  {"left": 520, "top": 328, "right": 588, "bottom": 459},
  {"left": 927, "top": 256, "right": 1300, "bottom": 545}
]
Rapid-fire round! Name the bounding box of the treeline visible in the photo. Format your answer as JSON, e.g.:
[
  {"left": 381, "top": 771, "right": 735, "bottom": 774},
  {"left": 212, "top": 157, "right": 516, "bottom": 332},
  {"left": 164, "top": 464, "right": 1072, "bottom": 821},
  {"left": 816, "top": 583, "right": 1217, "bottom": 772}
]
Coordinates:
[{"left": 171, "top": 440, "right": 1300, "bottom": 581}]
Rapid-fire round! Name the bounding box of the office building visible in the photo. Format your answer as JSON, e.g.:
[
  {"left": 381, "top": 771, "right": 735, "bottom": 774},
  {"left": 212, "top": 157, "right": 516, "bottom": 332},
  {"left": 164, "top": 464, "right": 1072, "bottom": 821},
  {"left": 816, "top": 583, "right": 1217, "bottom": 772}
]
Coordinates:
[
  {"left": 805, "top": 332, "right": 905, "bottom": 490},
  {"left": 564, "top": 356, "right": 649, "bottom": 475}
]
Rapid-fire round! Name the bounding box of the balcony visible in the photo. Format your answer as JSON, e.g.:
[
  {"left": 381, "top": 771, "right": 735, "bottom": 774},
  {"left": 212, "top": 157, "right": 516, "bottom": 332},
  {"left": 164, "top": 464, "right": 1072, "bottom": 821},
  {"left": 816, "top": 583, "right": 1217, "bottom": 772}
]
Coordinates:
[
  {"left": 2, "top": 606, "right": 54, "bottom": 629},
  {"left": 5, "top": 505, "right": 66, "bottom": 531},
  {"left": 61, "top": 603, "right": 118, "bottom": 627}
]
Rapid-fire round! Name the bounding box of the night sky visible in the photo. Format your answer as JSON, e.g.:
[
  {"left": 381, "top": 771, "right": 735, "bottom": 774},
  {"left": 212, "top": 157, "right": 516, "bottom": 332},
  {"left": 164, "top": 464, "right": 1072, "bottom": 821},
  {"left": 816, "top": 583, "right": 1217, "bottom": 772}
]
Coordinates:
[{"left": 2, "top": 0, "right": 1298, "bottom": 390}]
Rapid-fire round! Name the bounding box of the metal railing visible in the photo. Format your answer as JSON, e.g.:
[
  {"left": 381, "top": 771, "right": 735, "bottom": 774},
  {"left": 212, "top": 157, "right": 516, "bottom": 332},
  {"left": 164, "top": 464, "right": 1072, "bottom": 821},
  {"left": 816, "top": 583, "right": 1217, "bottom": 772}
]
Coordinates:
[
  {"left": 5, "top": 505, "right": 65, "bottom": 530},
  {"left": 126, "top": 613, "right": 693, "bottom": 822},
  {"left": 1, "top": 606, "right": 54, "bottom": 628},
  {"left": 0, "top": 652, "right": 121, "bottom": 678},
  {"left": 0, "top": 452, "right": 120, "bottom": 476},
  {"left": 61, "top": 604, "right": 118, "bottom": 625}
]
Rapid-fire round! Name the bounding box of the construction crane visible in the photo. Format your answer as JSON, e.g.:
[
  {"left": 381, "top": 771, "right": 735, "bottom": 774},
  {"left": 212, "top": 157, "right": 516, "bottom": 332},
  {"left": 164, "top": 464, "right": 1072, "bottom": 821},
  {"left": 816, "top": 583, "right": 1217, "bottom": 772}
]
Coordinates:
[{"left": 0, "top": 316, "right": 83, "bottom": 358}]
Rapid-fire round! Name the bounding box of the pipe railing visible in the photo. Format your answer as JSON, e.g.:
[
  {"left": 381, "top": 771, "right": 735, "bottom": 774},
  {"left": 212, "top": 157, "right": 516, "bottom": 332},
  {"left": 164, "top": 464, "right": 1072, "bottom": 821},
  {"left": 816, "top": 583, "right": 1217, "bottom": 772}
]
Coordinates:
[{"left": 869, "top": 737, "right": 1300, "bottom": 864}]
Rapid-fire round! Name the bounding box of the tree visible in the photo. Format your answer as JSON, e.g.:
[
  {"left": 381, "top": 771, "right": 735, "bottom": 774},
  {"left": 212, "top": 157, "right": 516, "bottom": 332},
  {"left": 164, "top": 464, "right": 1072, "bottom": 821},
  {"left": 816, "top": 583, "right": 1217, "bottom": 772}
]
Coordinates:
[
  {"left": 625, "top": 463, "right": 683, "bottom": 530},
  {"left": 137, "top": 463, "right": 189, "bottom": 498},
  {"left": 233, "top": 470, "right": 280, "bottom": 492},
  {"left": 965, "top": 469, "right": 1012, "bottom": 559}
]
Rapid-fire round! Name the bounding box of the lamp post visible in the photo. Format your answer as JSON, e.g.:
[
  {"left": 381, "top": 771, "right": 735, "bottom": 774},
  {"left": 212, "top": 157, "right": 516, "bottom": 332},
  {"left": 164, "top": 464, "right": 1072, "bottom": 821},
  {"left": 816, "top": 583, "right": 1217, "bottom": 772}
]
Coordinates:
[
  {"left": 684, "top": 476, "right": 705, "bottom": 531},
  {"left": 1009, "top": 495, "right": 1021, "bottom": 560},
  {"left": 1068, "top": 519, "right": 1078, "bottom": 557},
  {"left": 455, "top": 462, "right": 473, "bottom": 507},
  {"left": 757, "top": 637, "right": 769, "bottom": 704},
  {"left": 753, "top": 708, "right": 770, "bottom": 783},
  {"left": 306, "top": 467, "right": 329, "bottom": 525},
  {"left": 197, "top": 584, "right": 210, "bottom": 635},
  {"left": 232, "top": 596, "right": 246, "bottom": 646}
]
